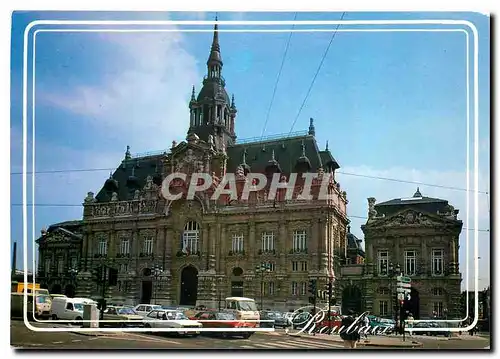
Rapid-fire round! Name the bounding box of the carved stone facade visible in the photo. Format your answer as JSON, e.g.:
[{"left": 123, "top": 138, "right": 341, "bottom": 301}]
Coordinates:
[
  {"left": 335, "top": 188, "right": 463, "bottom": 319},
  {"left": 70, "top": 23, "right": 349, "bottom": 310},
  {"left": 36, "top": 221, "right": 83, "bottom": 297}
]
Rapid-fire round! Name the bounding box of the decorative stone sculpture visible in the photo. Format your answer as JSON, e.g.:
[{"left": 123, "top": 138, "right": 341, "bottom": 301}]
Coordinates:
[
  {"left": 134, "top": 190, "right": 140, "bottom": 200},
  {"left": 144, "top": 175, "right": 153, "bottom": 190},
  {"left": 84, "top": 192, "right": 95, "bottom": 203},
  {"left": 367, "top": 197, "right": 377, "bottom": 218},
  {"left": 111, "top": 192, "right": 118, "bottom": 201}
]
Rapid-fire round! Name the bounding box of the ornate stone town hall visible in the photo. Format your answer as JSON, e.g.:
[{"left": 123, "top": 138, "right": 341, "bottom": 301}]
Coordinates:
[{"left": 36, "top": 22, "right": 462, "bottom": 318}]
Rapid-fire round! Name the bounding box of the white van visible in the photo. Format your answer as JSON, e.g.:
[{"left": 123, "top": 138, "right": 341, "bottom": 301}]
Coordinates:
[
  {"left": 223, "top": 297, "right": 260, "bottom": 328},
  {"left": 50, "top": 297, "right": 96, "bottom": 322}
]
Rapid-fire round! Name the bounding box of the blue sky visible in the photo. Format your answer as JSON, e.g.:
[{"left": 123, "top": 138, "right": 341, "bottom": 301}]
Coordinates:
[{"left": 10, "top": 11, "right": 490, "bottom": 291}]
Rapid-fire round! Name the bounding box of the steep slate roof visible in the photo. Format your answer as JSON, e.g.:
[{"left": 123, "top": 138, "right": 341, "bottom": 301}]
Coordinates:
[
  {"left": 93, "top": 131, "right": 341, "bottom": 203},
  {"left": 347, "top": 229, "right": 365, "bottom": 257},
  {"left": 95, "top": 154, "right": 164, "bottom": 203},
  {"left": 226, "top": 133, "right": 339, "bottom": 174},
  {"left": 375, "top": 188, "right": 451, "bottom": 217}
]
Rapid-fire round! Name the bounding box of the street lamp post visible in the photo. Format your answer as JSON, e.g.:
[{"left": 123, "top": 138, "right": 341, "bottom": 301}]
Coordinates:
[
  {"left": 152, "top": 265, "right": 163, "bottom": 305},
  {"left": 384, "top": 262, "right": 401, "bottom": 321},
  {"left": 217, "top": 277, "right": 224, "bottom": 311},
  {"left": 255, "top": 263, "right": 271, "bottom": 310},
  {"left": 68, "top": 268, "right": 78, "bottom": 298}
]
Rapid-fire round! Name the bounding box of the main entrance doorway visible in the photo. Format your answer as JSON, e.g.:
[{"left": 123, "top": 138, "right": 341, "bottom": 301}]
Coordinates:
[
  {"left": 141, "top": 281, "right": 153, "bottom": 304},
  {"left": 180, "top": 265, "right": 198, "bottom": 306},
  {"left": 341, "top": 285, "right": 363, "bottom": 314}
]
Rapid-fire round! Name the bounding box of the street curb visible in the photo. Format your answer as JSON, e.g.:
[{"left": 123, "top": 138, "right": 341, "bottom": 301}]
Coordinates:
[
  {"left": 289, "top": 334, "right": 423, "bottom": 348},
  {"left": 71, "top": 330, "right": 124, "bottom": 337}
]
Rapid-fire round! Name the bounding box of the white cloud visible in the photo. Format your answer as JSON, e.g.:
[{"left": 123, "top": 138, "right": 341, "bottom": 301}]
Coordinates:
[
  {"left": 40, "top": 28, "right": 202, "bottom": 153},
  {"left": 337, "top": 165, "right": 490, "bottom": 291}
]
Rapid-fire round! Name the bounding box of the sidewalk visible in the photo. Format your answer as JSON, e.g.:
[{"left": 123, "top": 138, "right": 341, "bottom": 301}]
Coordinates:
[
  {"left": 50, "top": 323, "right": 127, "bottom": 337},
  {"left": 288, "top": 332, "right": 423, "bottom": 348}
]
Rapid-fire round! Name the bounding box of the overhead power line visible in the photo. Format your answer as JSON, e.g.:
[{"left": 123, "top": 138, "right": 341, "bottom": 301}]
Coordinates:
[
  {"left": 9, "top": 203, "right": 490, "bottom": 233},
  {"left": 10, "top": 167, "right": 489, "bottom": 195},
  {"left": 260, "top": 12, "right": 298, "bottom": 140},
  {"left": 288, "top": 11, "right": 346, "bottom": 135}
]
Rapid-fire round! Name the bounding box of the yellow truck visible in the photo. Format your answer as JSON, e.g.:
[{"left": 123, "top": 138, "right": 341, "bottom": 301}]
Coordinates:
[{"left": 12, "top": 282, "right": 50, "bottom": 296}]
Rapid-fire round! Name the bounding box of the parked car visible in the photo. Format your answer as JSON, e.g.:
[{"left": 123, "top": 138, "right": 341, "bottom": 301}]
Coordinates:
[
  {"left": 412, "top": 321, "right": 450, "bottom": 337},
  {"left": 192, "top": 311, "right": 254, "bottom": 338},
  {"left": 101, "top": 306, "right": 144, "bottom": 328},
  {"left": 291, "top": 312, "right": 313, "bottom": 330},
  {"left": 259, "top": 311, "right": 290, "bottom": 328},
  {"left": 368, "top": 316, "right": 395, "bottom": 334},
  {"left": 143, "top": 309, "right": 202, "bottom": 336},
  {"left": 133, "top": 304, "right": 163, "bottom": 318}
]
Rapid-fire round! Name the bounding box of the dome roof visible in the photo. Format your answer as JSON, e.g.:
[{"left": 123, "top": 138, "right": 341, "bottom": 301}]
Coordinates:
[
  {"left": 197, "top": 81, "right": 230, "bottom": 104},
  {"left": 295, "top": 141, "right": 311, "bottom": 172},
  {"left": 126, "top": 167, "right": 140, "bottom": 188},
  {"left": 265, "top": 150, "right": 282, "bottom": 174},
  {"left": 104, "top": 173, "right": 119, "bottom": 192}
]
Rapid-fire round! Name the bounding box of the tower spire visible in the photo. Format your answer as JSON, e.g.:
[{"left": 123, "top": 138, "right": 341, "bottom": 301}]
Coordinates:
[
  {"left": 190, "top": 85, "right": 196, "bottom": 102},
  {"left": 207, "top": 14, "right": 222, "bottom": 71},
  {"left": 308, "top": 118, "right": 316, "bottom": 136}
]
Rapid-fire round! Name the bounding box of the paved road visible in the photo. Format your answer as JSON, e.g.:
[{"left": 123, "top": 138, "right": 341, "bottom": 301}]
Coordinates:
[{"left": 11, "top": 320, "right": 490, "bottom": 350}]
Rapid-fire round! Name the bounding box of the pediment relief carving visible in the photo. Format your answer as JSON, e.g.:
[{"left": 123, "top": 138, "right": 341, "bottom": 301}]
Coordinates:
[
  {"left": 257, "top": 223, "right": 279, "bottom": 233},
  {"left": 369, "top": 209, "right": 444, "bottom": 229},
  {"left": 95, "top": 232, "right": 109, "bottom": 241},
  {"left": 116, "top": 231, "right": 131, "bottom": 239},
  {"left": 226, "top": 224, "right": 246, "bottom": 235},
  {"left": 139, "top": 229, "right": 155, "bottom": 238},
  {"left": 288, "top": 221, "right": 311, "bottom": 231}
]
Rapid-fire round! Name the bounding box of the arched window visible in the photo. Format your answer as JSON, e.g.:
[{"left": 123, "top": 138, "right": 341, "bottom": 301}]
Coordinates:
[{"left": 182, "top": 221, "right": 200, "bottom": 254}]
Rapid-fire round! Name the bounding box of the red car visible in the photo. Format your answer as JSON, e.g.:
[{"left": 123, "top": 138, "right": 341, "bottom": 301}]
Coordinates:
[{"left": 192, "top": 311, "right": 254, "bottom": 338}]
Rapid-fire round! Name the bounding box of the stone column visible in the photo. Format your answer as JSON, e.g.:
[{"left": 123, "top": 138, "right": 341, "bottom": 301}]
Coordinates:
[
  {"left": 420, "top": 236, "right": 428, "bottom": 275},
  {"left": 156, "top": 270, "right": 172, "bottom": 306},
  {"left": 165, "top": 228, "right": 173, "bottom": 271},
  {"left": 219, "top": 224, "right": 226, "bottom": 271},
  {"left": 126, "top": 271, "right": 139, "bottom": 306},
  {"left": 278, "top": 220, "right": 287, "bottom": 270},
  {"left": 318, "top": 219, "right": 328, "bottom": 274},
  {"left": 209, "top": 224, "right": 217, "bottom": 271},
  {"left": 248, "top": 221, "right": 256, "bottom": 267},
  {"left": 312, "top": 219, "right": 319, "bottom": 271}
]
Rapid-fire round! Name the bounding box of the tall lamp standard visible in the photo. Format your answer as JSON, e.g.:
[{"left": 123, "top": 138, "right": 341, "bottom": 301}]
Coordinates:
[
  {"left": 152, "top": 265, "right": 163, "bottom": 305},
  {"left": 217, "top": 277, "right": 224, "bottom": 311},
  {"left": 68, "top": 267, "right": 78, "bottom": 298},
  {"left": 382, "top": 262, "right": 401, "bottom": 320},
  {"left": 255, "top": 263, "right": 271, "bottom": 310}
]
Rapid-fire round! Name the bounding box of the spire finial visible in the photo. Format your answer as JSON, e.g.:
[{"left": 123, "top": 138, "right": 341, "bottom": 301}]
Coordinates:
[
  {"left": 211, "top": 13, "right": 220, "bottom": 52},
  {"left": 326, "top": 140, "right": 329, "bottom": 151},
  {"left": 271, "top": 149, "right": 276, "bottom": 161},
  {"left": 125, "top": 145, "right": 131, "bottom": 160},
  {"left": 131, "top": 165, "right": 135, "bottom": 177},
  {"left": 231, "top": 94, "right": 235, "bottom": 108},
  {"left": 308, "top": 117, "right": 316, "bottom": 136},
  {"left": 301, "top": 140, "right": 306, "bottom": 157},
  {"left": 109, "top": 171, "right": 113, "bottom": 179},
  {"left": 191, "top": 85, "right": 196, "bottom": 101},
  {"left": 413, "top": 187, "right": 422, "bottom": 198}
]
